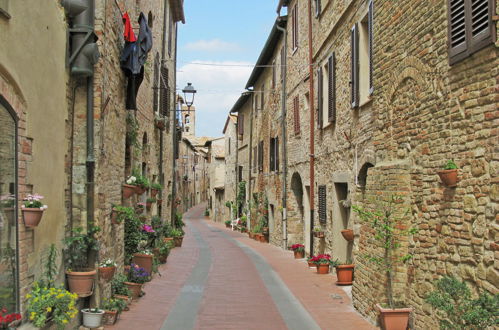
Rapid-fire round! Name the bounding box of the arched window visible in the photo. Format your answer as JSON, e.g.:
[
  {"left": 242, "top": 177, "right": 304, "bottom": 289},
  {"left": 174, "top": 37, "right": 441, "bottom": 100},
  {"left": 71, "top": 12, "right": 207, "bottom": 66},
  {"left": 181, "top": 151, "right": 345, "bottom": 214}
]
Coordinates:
[{"left": 0, "top": 98, "right": 19, "bottom": 312}]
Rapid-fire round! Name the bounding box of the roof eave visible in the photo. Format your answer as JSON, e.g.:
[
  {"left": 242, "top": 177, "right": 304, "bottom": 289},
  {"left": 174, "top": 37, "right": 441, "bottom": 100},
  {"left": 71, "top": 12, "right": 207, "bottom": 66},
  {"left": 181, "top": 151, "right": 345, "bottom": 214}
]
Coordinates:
[
  {"left": 169, "top": 0, "right": 185, "bottom": 24},
  {"left": 229, "top": 92, "right": 251, "bottom": 114}
]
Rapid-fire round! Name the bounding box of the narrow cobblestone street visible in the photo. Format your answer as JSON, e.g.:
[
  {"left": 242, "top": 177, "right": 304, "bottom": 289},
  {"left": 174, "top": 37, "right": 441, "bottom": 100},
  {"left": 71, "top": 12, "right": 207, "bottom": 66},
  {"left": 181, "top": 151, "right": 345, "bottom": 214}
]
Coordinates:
[{"left": 109, "top": 204, "right": 374, "bottom": 329}]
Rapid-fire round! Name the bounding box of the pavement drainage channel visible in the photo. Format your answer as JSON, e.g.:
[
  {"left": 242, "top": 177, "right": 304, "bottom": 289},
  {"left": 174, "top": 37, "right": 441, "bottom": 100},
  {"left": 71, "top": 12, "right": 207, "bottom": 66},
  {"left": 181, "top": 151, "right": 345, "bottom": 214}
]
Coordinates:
[
  {"left": 161, "top": 220, "right": 211, "bottom": 330},
  {"left": 206, "top": 223, "right": 321, "bottom": 330}
]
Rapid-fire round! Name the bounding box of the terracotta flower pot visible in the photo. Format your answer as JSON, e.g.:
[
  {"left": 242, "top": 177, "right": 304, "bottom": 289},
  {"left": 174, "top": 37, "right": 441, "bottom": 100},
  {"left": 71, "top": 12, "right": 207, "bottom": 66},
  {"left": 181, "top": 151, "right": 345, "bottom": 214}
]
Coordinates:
[
  {"left": 98, "top": 266, "right": 116, "bottom": 281},
  {"left": 122, "top": 184, "right": 136, "bottom": 199},
  {"left": 103, "top": 310, "right": 119, "bottom": 326},
  {"left": 155, "top": 119, "right": 166, "bottom": 130},
  {"left": 66, "top": 269, "right": 96, "bottom": 297},
  {"left": 293, "top": 250, "right": 305, "bottom": 259},
  {"left": 151, "top": 189, "right": 158, "bottom": 198},
  {"left": 313, "top": 231, "right": 325, "bottom": 238},
  {"left": 316, "top": 264, "right": 330, "bottom": 274},
  {"left": 437, "top": 169, "right": 458, "bottom": 187},
  {"left": 307, "top": 261, "right": 316, "bottom": 268},
  {"left": 124, "top": 282, "right": 142, "bottom": 300},
  {"left": 158, "top": 253, "right": 168, "bottom": 264},
  {"left": 134, "top": 185, "right": 146, "bottom": 195},
  {"left": 376, "top": 304, "right": 412, "bottom": 330},
  {"left": 146, "top": 202, "right": 152, "bottom": 211},
  {"left": 114, "top": 294, "right": 131, "bottom": 311},
  {"left": 248, "top": 232, "right": 254, "bottom": 239},
  {"left": 132, "top": 253, "right": 153, "bottom": 275},
  {"left": 164, "top": 237, "right": 174, "bottom": 244},
  {"left": 174, "top": 236, "right": 184, "bottom": 247},
  {"left": 22, "top": 208, "right": 44, "bottom": 228},
  {"left": 335, "top": 264, "right": 355, "bottom": 285},
  {"left": 341, "top": 229, "right": 354, "bottom": 242}
]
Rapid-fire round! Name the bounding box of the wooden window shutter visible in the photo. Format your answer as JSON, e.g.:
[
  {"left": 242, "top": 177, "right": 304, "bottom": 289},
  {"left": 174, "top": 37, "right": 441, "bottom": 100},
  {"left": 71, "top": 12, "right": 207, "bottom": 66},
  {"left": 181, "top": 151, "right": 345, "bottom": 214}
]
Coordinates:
[
  {"left": 315, "top": 0, "right": 321, "bottom": 17},
  {"left": 468, "top": 0, "right": 494, "bottom": 53},
  {"left": 448, "top": 0, "right": 468, "bottom": 60},
  {"left": 317, "top": 67, "right": 323, "bottom": 128},
  {"left": 153, "top": 54, "right": 160, "bottom": 113},
  {"left": 275, "top": 136, "right": 279, "bottom": 172},
  {"left": 368, "top": 0, "right": 374, "bottom": 95},
  {"left": 351, "top": 24, "right": 359, "bottom": 108},
  {"left": 269, "top": 138, "right": 275, "bottom": 171},
  {"left": 292, "top": 5, "right": 298, "bottom": 50},
  {"left": 318, "top": 185, "right": 326, "bottom": 224},
  {"left": 293, "top": 96, "right": 300, "bottom": 135},
  {"left": 160, "top": 66, "right": 170, "bottom": 116},
  {"left": 238, "top": 114, "right": 244, "bottom": 135},
  {"left": 261, "top": 84, "right": 265, "bottom": 110},
  {"left": 253, "top": 146, "right": 257, "bottom": 173},
  {"left": 327, "top": 53, "right": 336, "bottom": 122}
]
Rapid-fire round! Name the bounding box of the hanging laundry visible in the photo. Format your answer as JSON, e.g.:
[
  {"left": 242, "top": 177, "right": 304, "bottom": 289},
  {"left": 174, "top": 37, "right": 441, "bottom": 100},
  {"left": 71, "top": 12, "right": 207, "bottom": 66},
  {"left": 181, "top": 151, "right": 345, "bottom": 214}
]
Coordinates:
[
  {"left": 122, "top": 12, "right": 137, "bottom": 42},
  {"left": 120, "top": 12, "right": 153, "bottom": 110}
]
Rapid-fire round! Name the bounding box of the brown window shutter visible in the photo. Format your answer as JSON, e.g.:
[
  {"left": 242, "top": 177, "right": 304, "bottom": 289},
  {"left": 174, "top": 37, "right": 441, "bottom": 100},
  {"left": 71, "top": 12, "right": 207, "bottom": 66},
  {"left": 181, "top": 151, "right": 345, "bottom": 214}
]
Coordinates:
[
  {"left": 294, "top": 96, "right": 300, "bottom": 135},
  {"left": 153, "top": 54, "right": 160, "bottom": 113},
  {"left": 275, "top": 136, "right": 279, "bottom": 172},
  {"left": 318, "top": 185, "right": 326, "bottom": 224},
  {"left": 317, "top": 67, "right": 323, "bottom": 128},
  {"left": 351, "top": 24, "right": 359, "bottom": 108},
  {"left": 315, "top": 0, "right": 321, "bottom": 17},
  {"left": 292, "top": 5, "right": 298, "bottom": 50},
  {"left": 468, "top": 0, "right": 494, "bottom": 53},
  {"left": 327, "top": 53, "right": 336, "bottom": 122},
  {"left": 269, "top": 138, "right": 274, "bottom": 171},
  {"left": 448, "top": 0, "right": 468, "bottom": 61},
  {"left": 160, "top": 66, "right": 170, "bottom": 117},
  {"left": 368, "top": 0, "right": 374, "bottom": 95}
]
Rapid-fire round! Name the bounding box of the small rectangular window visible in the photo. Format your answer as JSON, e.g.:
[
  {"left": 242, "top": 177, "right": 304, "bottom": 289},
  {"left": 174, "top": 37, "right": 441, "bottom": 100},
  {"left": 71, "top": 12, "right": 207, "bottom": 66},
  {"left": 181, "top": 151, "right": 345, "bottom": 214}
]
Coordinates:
[
  {"left": 260, "top": 84, "right": 265, "bottom": 110},
  {"left": 272, "top": 59, "right": 276, "bottom": 89},
  {"left": 293, "top": 96, "right": 300, "bottom": 135},
  {"left": 269, "top": 138, "right": 275, "bottom": 171},
  {"left": 238, "top": 114, "right": 244, "bottom": 136},
  {"left": 350, "top": 24, "right": 359, "bottom": 108},
  {"left": 292, "top": 4, "right": 299, "bottom": 51},
  {"left": 328, "top": 53, "right": 336, "bottom": 122},
  {"left": 318, "top": 185, "right": 327, "bottom": 224}
]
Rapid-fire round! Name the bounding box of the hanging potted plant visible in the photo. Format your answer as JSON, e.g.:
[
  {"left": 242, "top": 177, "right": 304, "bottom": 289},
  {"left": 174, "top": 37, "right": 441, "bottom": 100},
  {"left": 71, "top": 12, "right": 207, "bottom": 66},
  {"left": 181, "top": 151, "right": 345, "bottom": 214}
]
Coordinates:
[
  {"left": 129, "top": 169, "right": 150, "bottom": 195},
  {"left": 311, "top": 254, "right": 333, "bottom": 274},
  {"left": 341, "top": 228, "right": 354, "bottom": 242},
  {"left": 98, "top": 259, "right": 117, "bottom": 281},
  {"left": 111, "top": 274, "right": 132, "bottom": 310},
  {"left": 132, "top": 249, "right": 154, "bottom": 276},
  {"left": 21, "top": 193, "right": 48, "bottom": 228},
  {"left": 154, "top": 114, "right": 167, "bottom": 131},
  {"left": 146, "top": 197, "right": 156, "bottom": 211},
  {"left": 437, "top": 160, "right": 459, "bottom": 187},
  {"left": 1, "top": 194, "right": 16, "bottom": 226},
  {"left": 352, "top": 196, "right": 417, "bottom": 330},
  {"left": 81, "top": 307, "right": 105, "bottom": 329},
  {"left": 111, "top": 205, "right": 133, "bottom": 225},
  {"left": 123, "top": 175, "right": 137, "bottom": 199},
  {"left": 150, "top": 183, "right": 162, "bottom": 198},
  {"left": 102, "top": 298, "right": 127, "bottom": 326},
  {"left": 124, "top": 263, "right": 150, "bottom": 300},
  {"left": 290, "top": 244, "right": 305, "bottom": 259},
  {"left": 63, "top": 223, "right": 101, "bottom": 297},
  {"left": 313, "top": 227, "right": 325, "bottom": 238},
  {"left": 332, "top": 259, "right": 355, "bottom": 285}
]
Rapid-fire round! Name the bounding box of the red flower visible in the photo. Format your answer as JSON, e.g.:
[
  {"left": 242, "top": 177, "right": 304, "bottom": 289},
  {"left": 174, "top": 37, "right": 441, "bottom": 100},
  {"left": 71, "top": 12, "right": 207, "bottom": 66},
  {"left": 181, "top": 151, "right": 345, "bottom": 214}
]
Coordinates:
[{"left": 290, "top": 244, "right": 305, "bottom": 251}]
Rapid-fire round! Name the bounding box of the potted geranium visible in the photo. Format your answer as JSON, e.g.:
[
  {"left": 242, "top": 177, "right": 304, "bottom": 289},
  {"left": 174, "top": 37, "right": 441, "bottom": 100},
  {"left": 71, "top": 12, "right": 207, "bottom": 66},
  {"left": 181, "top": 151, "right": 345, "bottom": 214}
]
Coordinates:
[
  {"left": 437, "top": 160, "right": 459, "bottom": 187},
  {"left": 132, "top": 249, "right": 154, "bottom": 275},
  {"left": 63, "top": 223, "right": 100, "bottom": 297},
  {"left": 111, "top": 274, "right": 132, "bottom": 310},
  {"left": 290, "top": 244, "right": 305, "bottom": 259},
  {"left": 124, "top": 263, "right": 150, "bottom": 300},
  {"left": 352, "top": 195, "right": 417, "bottom": 330},
  {"left": 102, "top": 298, "right": 127, "bottom": 326},
  {"left": 311, "top": 254, "right": 333, "bottom": 274},
  {"left": 21, "top": 193, "right": 48, "bottom": 228},
  {"left": 81, "top": 307, "right": 105, "bottom": 329},
  {"left": 150, "top": 183, "right": 162, "bottom": 198},
  {"left": 98, "top": 258, "right": 117, "bottom": 281},
  {"left": 25, "top": 282, "right": 78, "bottom": 328},
  {"left": 332, "top": 259, "right": 355, "bottom": 285},
  {"left": 0, "top": 308, "right": 21, "bottom": 329},
  {"left": 307, "top": 256, "right": 316, "bottom": 268},
  {"left": 123, "top": 175, "right": 137, "bottom": 199}
]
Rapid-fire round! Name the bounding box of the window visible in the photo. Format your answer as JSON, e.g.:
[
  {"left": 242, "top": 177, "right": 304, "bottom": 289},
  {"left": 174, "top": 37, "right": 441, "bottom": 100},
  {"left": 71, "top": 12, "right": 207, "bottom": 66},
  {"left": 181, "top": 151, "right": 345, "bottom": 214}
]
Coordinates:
[
  {"left": 314, "top": 0, "right": 321, "bottom": 17},
  {"left": 147, "top": 11, "right": 153, "bottom": 28},
  {"left": 160, "top": 66, "right": 169, "bottom": 116},
  {"left": 328, "top": 53, "right": 336, "bottom": 122},
  {"left": 260, "top": 84, "right": 265, "bottom": 110},
  {"left": 292, "top": 3, "right": 299, "bottom": 51},
  {"left": 293, "top": 96, "right": 300, "bottom": 135},
  {"left": 317, "top": 66, "right": 324, "bottom": 128},
  {"left": 272, "top": 60, "right": 276, "bottom": 89},
  {"left": 153, "top": 54, "right": 160, "bottom": 113},
  {"left": 238, "top": 166, "right": 243, "bottom": 182},
  {"left": 258, "top": 141, "right": 264, "bottom": 172},
  {"left": 238, "top": 114, "right": 244, "bottom": 137},
  {"left": 228, "top": 138, "right": 231, "bottom": 155},
  {"left": 318, "top": 185, "right": 327, "bottom": 224},
  {"left": 0, "top": 99, "right": 18, "bottom": 312},
  {"left": 351, "top": 1, "right": 374, "bottom": 108},
  {"left": 253, "top": 146, "right": 257, "bottom": 173},
  {"left": 280, "top": 47, "right": 285, "bottom": 82},
  {"left": 269, "top": 137, "right": 279, "bottom": 172},
  {"left": 448, "top": 0, "right": 495, "bottom": 64}
]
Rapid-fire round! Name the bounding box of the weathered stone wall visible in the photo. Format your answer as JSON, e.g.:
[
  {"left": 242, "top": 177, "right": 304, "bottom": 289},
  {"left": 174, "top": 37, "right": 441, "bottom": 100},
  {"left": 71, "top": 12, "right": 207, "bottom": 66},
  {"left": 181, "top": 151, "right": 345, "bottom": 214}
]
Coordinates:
[{"left": 224, "top": 116, "right": 238, "bottom": 210}]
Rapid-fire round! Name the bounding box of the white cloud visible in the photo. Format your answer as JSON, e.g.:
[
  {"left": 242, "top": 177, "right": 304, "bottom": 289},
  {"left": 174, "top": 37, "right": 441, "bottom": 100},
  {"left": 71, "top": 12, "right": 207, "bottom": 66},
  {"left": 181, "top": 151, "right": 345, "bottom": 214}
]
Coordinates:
[
  {"left": 177, "top": 61, "right": 252, "bottom": 137},
  {"left": 184, "top": 39, "right": 242, "bottom": 52}
]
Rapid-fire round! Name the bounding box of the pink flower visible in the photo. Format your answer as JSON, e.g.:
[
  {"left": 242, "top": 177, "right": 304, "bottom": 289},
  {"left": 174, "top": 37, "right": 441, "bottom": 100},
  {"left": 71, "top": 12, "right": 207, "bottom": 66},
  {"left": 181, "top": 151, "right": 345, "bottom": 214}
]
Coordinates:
[{"left": 142, "top": 224, "right": 155, "bottom": 233}]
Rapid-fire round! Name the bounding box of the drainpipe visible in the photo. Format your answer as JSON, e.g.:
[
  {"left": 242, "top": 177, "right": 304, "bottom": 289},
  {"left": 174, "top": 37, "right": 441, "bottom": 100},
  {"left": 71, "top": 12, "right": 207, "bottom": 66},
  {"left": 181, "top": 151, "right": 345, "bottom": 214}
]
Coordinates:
[
  {"left": 235, "top": 118, "right": 239, "bottom": 217},
  {"left": 171, "top": 22, "right": 179, "bottom": 227},
  {"left": 86, "top": 75, "right": 95, "bottom": 232},
  {"left": 307, "top": 0, "right": 316, "bottom": 256},
  {"left": 275, "top": 18, "right": 288, "bottom": 250},
  {"left": 158, "top": 0, "right": 168, "bottom": 217},
  {"left": 247, "top": 89, "right": 254, "bottom": 232}
]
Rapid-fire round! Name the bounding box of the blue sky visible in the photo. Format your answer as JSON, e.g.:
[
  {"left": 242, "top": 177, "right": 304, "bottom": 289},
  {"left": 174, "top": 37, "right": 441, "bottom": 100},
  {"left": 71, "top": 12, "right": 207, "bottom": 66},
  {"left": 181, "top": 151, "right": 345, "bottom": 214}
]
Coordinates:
[{"left": 177, "top": 1, "right": 279, "bottom": 137}]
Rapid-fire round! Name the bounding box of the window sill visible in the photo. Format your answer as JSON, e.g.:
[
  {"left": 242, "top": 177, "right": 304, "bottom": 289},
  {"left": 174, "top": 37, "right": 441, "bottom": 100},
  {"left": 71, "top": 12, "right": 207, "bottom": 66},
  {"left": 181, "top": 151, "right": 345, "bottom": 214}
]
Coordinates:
[
  {"left": 0, "top": 8, "right": 11, "bottom": 19},
  {"left": 359, "top": 96, "right": 373, "bottom": 108}
]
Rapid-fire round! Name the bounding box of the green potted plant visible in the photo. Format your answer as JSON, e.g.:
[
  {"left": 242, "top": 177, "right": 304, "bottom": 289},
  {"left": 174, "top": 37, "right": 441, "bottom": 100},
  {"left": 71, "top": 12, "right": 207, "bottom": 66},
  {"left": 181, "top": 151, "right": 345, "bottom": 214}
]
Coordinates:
[
  {"left": 154, "top": 113, "right": 167, "bottom": 131},
  {"left": 111, "top": 274, "right": 132, "bottom": 309},
  {"left": 425, "top": 276, "right": 499, "bottom": 330},
  {"left": 124, "top": 264, "right": 150, "bottom": 300},
  {"left": 156, "top": 240, "right": 172, "bottom": 263},
  {"left": 98, "top": 258, "right": 117, "bottom": 282},
  {"left": 290, "top": 244, "right": 305, "bottom": 259},
  {"left": 150, "top": 183, "right": 162, "bottom": 198},
  {"left": 63, "top": 223, "right": 101, "bottom": 297},
  {"left": 332, "top": 259, "right": 355, "bottom": 285},
  {"left": 224, "top": 220, "right": 231, "bottom": 228},
  {"left": 132, "top": 248, "right": 154, "bottom": 276},
  {"left": 123, "top": 175, "right": 137, "bottom": 199},
  {"left": 111, "top": 205, "right": 133, "bottom": 225},
  {"left": 25, "top": 282, "right": 78, "bottom": 328},
  {"left": 81, "top": 307, "right": 105, "bottom": 329},
  {"left": 146, "top": 197, "right": 156, "bottom": 211},
  {"left": 311, "top": 254, "right": 333, "bottom": 274},
  {"left": 437, "top": 160, "right": 459, "bottom": 187},
  {"left": 352, "top": 196, "right": 417, "bottom": 330},
  {"left": 171, "top": 228, "right": 184, "bottom": 247},
  {"left": 102, "top": 298, "right": 127, "bottom": 326},
  {"left": 313, "top": 226, "right": 324, "bottom": 238},
  {"left": 21, "top": 193, "right": 48, "bottom": 228}
]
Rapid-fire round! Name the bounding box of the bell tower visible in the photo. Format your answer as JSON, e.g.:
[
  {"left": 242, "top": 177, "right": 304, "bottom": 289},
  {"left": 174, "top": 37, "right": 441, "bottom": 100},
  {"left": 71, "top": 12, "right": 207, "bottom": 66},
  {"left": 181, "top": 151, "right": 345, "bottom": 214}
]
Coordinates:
[{"left": 181, "top": 104, "right": 195, "bottom": 136}]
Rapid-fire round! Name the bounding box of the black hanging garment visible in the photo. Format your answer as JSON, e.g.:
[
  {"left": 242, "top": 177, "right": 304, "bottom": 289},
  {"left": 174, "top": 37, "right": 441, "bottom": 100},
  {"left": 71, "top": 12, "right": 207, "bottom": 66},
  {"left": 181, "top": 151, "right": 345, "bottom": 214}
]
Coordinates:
[{"left": 120, "top": 12, "right": 153, "bottom": 110}]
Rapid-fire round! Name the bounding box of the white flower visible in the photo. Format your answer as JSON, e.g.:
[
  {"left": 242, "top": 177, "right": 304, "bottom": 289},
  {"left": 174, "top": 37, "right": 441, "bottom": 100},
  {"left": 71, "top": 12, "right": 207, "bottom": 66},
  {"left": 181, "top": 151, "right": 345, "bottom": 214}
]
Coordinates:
[{"left": 126, "top": 176, "right": 137, "bottom": 184}]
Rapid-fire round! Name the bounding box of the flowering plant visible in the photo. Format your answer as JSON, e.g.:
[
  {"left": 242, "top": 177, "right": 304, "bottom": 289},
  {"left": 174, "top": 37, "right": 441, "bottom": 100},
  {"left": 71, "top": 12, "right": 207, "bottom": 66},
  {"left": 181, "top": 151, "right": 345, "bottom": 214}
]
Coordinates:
[
  {"left": 290, "top": 244, "right": 305, "bottom": 252},
  {"left": 125, "top": 175, "right": 137, "bottom": 185},
  {"left": 0, "top": 308, "right": 21, "bottom": 329},
  {"left": 99, "top": 259, "right": 117, "bottom": 268},
  {"left": 102, "top": 298, "right": 127, "bottom": 313},
  {"left": 142, "top": 225, "right": 155, "bottom": 233},
  {"left": 25, "top": 282, "right": 78, "bottom": 328},
  {"left": 111, "top": 274, "right": 131, "bottom": 297},
  {"left": 0, "top": 194, "right": 15, "bottom": 208},
  {"left": 22, "top": 194, "right": 47, "bottom": 210},
  {"left": 313, "top": 227, "right": 323, "bottom": 232},
  {"left": 127, "top": 264, "right": 150, "bottom": 284},
  {"left": 136, "top": 202, "right": 146, "bottom": 208},
  {"left": 137, "top": 249, "right": 153, "bottom": 255},
  {"left": 310, "top": 254, "right": 333, "bottom": 265}
]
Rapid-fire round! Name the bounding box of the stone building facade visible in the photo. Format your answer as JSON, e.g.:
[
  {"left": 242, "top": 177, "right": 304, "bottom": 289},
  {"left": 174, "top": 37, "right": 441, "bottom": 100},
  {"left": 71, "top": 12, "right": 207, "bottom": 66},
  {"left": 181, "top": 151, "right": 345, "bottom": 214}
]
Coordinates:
[
  {"left": 0, "top": 0, "right": 184, "bottom": 319},
  {"left": 205, "top": 137, "right": 226, "bottom": 223},
  {"left": 223, "top": 114, "right": 238, "bottom": 212}
]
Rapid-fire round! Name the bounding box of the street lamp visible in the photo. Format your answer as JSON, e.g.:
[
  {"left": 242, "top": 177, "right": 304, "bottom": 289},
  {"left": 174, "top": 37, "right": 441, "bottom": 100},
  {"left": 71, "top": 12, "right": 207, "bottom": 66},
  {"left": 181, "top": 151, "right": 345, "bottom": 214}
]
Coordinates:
[{"left": 171, "top": 83, "right": 196, "bottom": 227}]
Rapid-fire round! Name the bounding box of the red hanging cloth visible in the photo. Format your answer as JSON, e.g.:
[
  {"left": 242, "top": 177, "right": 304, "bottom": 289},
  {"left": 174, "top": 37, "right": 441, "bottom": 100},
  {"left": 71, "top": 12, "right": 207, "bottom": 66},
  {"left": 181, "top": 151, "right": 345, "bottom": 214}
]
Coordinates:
[{"left": 122, "top": 12, "right": 137, "bottom": 42}]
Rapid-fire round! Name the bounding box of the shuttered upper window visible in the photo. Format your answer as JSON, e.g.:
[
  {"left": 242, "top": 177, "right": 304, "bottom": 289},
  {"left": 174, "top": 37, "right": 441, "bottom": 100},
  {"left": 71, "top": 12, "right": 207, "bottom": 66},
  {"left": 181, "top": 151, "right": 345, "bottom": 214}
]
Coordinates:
[
  {"left": 160, "top": 66, "right": 170, "bottom": 117},
  {"left": 350, "top": 24, "right": 359, "bottom": 108},
  {"left": 293, "top": 96, "right": 300, "bottom": 135},
  {"left": 317, "top": 67, "right": 323, "bottom": 128},
  {"left": 153, "top": 54, "right": 160, "bottom": 113},
  {"left": 318, "top": 185, "right": 327, "bottom": 224},
  {"left": 238, "top": 114, "right": 244, "bottom": 137},
  {"left": 292, "top": 4, "right": 299, "bottom": 51},
  {"left": 269, "top": 137, "right": 279, "bottom": 172},
  {"left": 448, "top": 0, "right": 495, "bottom": 64},
  {"left": 328, "top": 53, "right": 336, "bottom": 122},
  {"left": 314, "top": 0, "right": 321, "bottom": 18}
]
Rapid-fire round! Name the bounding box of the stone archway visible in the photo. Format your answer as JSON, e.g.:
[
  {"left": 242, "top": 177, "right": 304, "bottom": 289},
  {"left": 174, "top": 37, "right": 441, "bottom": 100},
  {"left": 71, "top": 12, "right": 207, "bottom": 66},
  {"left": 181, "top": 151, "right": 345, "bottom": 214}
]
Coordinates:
[{"left": 289, "top": 172, "right": 307, "bottom": 249}]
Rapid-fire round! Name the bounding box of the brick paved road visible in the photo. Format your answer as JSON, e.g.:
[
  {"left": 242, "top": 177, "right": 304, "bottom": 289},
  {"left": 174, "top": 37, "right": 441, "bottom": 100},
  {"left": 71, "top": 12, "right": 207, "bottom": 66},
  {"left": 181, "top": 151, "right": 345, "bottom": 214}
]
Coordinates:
[{"left": 110, "top": 204, "right": 376, "bottom": 329}]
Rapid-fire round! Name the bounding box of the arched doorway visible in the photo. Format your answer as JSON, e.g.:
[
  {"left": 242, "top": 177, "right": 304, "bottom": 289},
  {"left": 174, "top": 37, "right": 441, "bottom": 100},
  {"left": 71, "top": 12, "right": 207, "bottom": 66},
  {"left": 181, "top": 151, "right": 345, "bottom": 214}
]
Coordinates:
[
  {"left": 0, "top": 97, "right": 19, "bottom": 312},
  {"left": 290, "top": 172, "right": 309, "bottom": 252}
]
